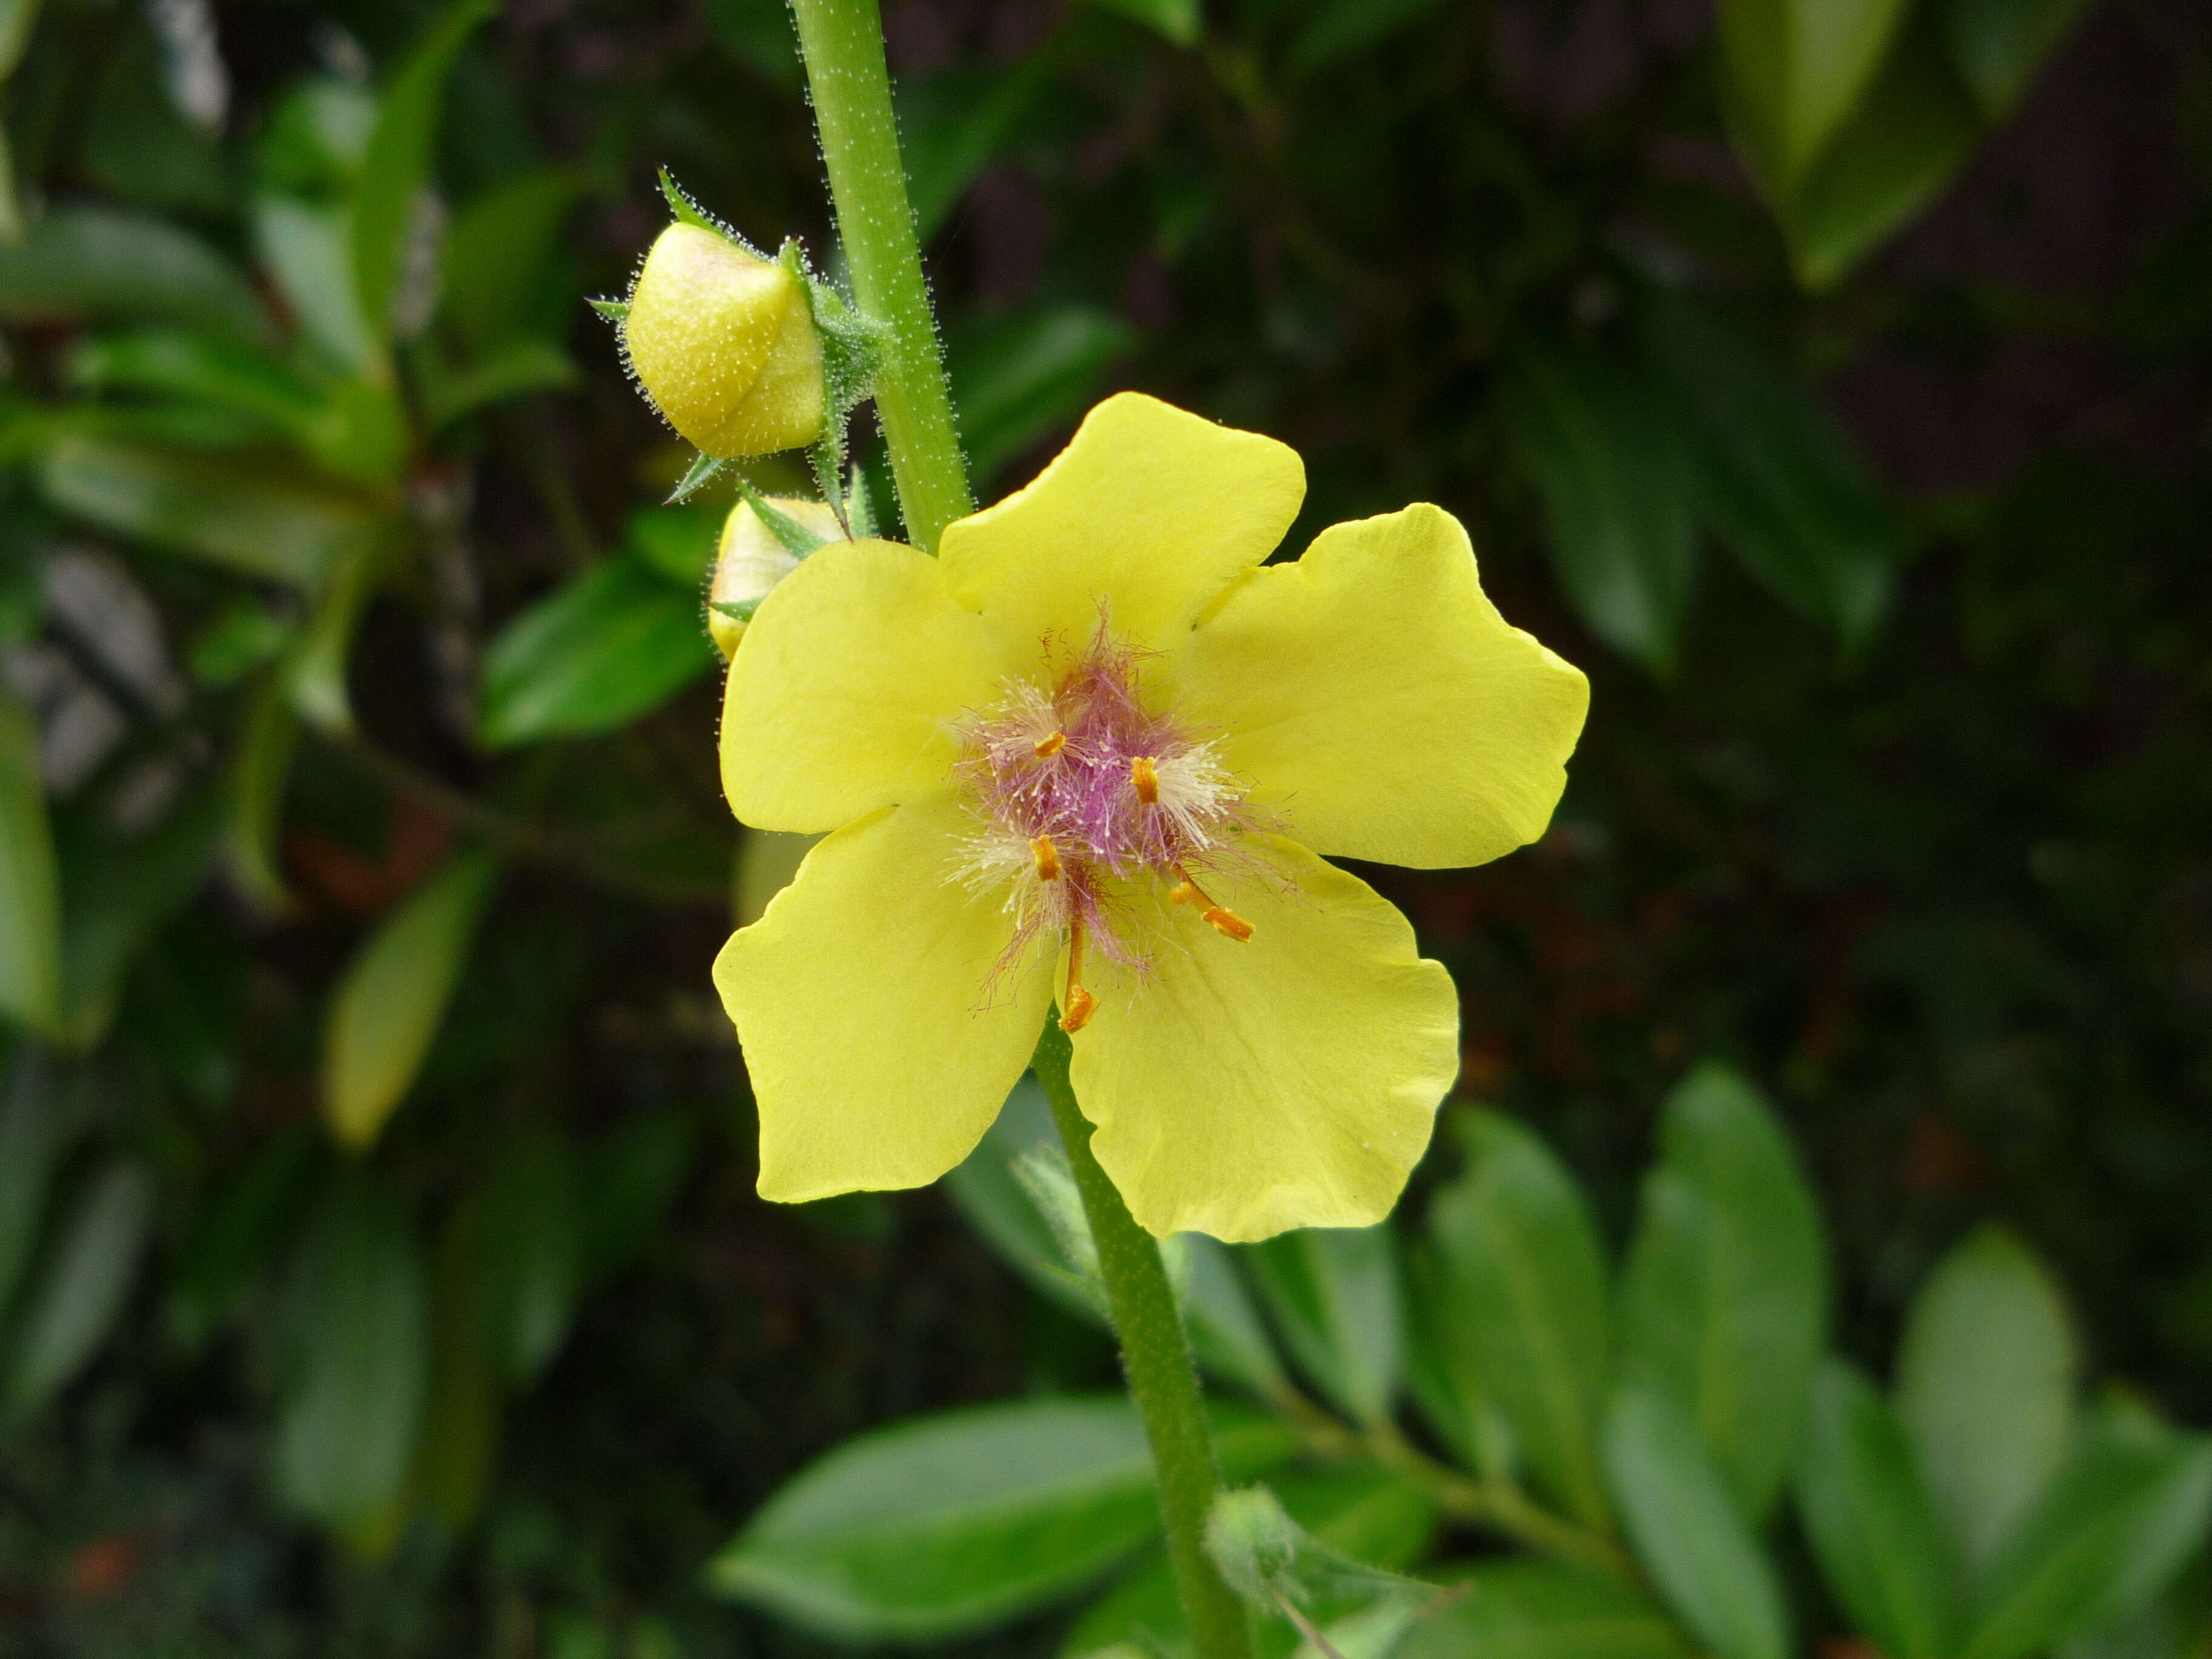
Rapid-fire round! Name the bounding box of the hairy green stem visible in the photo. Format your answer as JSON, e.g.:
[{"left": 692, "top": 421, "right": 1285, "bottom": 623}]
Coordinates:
[
  {"left": 1031, "top": 1025, "right": 1258, "bottom": 1659},
  {"left": 788, "top": 0, "right": 973, "bottom": 551}
]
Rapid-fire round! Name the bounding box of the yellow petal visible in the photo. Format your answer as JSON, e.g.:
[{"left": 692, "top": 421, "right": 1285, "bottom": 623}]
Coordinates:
[
  {"left": 1174, "top": 503, "right": 1589, "bottom": 869},
  {"left": 722, "top": 537, "right": 1010, "bottom": 833},
  {"left": 714, "top": 793, "right": 1054, "bottom": 1202},
  {"left": 940, "top": 392, "right": 1305, "bottom": 655},
  {"left": 1067, "top": 836, "right": 1458, "bottom": 1242}
]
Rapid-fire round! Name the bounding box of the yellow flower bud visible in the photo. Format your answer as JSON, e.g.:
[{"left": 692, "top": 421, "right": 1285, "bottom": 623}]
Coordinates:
[
  {"left": 622, "top": 224, "right": 827, "bottom": 457},
  {"left": 707, "top": 495, "right": 843, "bottom": 659}
]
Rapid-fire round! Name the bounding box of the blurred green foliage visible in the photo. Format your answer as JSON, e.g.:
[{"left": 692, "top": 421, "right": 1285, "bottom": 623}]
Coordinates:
[{"left": 0, "top": 0, "right": 2206, "bottom": 1651}]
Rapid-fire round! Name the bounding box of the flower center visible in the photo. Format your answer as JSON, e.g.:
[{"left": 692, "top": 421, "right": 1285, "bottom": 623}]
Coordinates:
[{"left": 952, "top": 625, "right": 1261, "bottom": 1030}]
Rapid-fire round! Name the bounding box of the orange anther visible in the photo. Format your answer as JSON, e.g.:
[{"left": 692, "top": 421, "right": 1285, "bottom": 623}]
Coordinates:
[
  {"left": 1034, "top": 730, "right": 1066, "bottom": 758},
  {"left": 1131, "top": 755, "right": 1159, "bottom": 805},
  {"left": 1031, "top": 836, "right": 1061, "bottom": 882},
  {"left": 1060, "top": 985, "right": 1097, "bottom": 1033},
  {"left": 1201, "top": 906, "right": 1255, "bottom": 942},
  {"left": 1167, "top": 879, "right": 1199, "bottom": 905}
]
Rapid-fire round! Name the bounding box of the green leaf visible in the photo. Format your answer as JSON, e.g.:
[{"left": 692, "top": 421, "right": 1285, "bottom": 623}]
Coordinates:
[
  {"left": 0, "top": 207, "right": 274, "bottom": 347},
  {"left": 1962, "top": 1416, "right": 2212, "bottom": 1659},
  {"left": 1424, "top": 1110, "right": 1613, "bottom": 1529},
  {"left": 1717, "top": 0, "right": 1917, "bottom": 185},
  {"left": 412, "top": 1200, "right": 503, "bottom": 1530},
  {"left": 4, "top": 1161, "right": 153, "bottom": 1418},
  {"left": 0, "top": 688, "right": 61, "bottom": 1037},
  {"left": 1897, "top": 1223, "right": 2078, "bottom": 1574},
  {"left": 38, "top": 434, "right": 389, "bottom": 589},
  {"left": 1091, "top": 0, "right": 1199, "bottom": 47},
  {"left": 0, "top": 1052, "right": 82, "bottom": 1323},
  {"left": 945, "top": 1078, "right": 1102, "bottom": 1323},
  {"left": 1776, "top": 13, "right": 1986, "bottom": 290},
  {"left": 1245, "top": 1225, "right": 1403, "bottom": 1425},
  {"left": 53, "top": 781, "right": 226, "bottom": 1049},
  {"left": 1397, "top": 1559, "right": 1692, "bottom": 1659},
  {"left": 948, "top": 304, "right": 1137, "bottom": 483},
  {"left": 1182, "top": 1235, "right": 1289, "bottom": 1403},
  {"left": 419, "top": 337, "right": 580, "bottom": 431},
  {"left": 253, "top": 198, "right": 380, "bottom": 377},
  {"left": 1285, "top": 0, "right": 1453, "bottom": 79},
  {"left": 898, "top": 62, "right": 1052, "bottom": 240},
  {"left": 580, "top": 1110, "right": 694, "bottom": 1285},
  {"left": 285, "top": 537, "right": 386, "bottom": 734},
  {"left": 1795, "top": 1359, "right": 1959, "bottom": 1659},
  {"left": 1941, "top": 0, "right": 2090, "bottom": 119},
  {"left": 1604, "top": 1384, "right": 1792, "bottom": 1659},
  {"left": 1496, "top": 336, "right": 1699, "bottom": 674},
  {"left": 276, "top": 1171, "right": 431, "bottom": 1527},
  {"left": 1618, "top": 1063, "right": 1827, "bottom": 1520},
  {"left": 352, "top": 0, "right": 497, "bottom": 346},
  {"left": 227, "top": 672, "right": 299, "bottom": 911},
  {"left": 627, "top": 504, "right": 726, "bottom": 585},
  {"left": 440, "top": 167, "right": 584, "bottom": 349},
  {"left": 320, "top": 848, "right": 500, "bottom": 1150},
  {"left": 708, "top": 1395, "right": 1296, "bottom": 1642},
  {"left": 1641, "top": 290, "right": 1903, "bottom": 646},
  {"left": 478, "top": 1121, "right": 583, "bottom": 1384},
  {"left": 166, "top": 1125, "right": 324, "bottom": 1349},
  {"left": 1065, "top": 1463, "right": 1435, "bottom": 1657},
  {"left": 477, "top": 558, "right": 717, "bottom": 748}
]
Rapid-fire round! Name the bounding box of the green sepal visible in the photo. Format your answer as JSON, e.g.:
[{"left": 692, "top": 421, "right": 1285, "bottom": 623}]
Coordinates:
[
  {"left": 845, "top": 463, "right": 877, "bottom": 538},
  {"left": 666, "top": 452, "right": 728, "bottom": 505},
  {"left": 809, "top": 429, "right": 848, "bottom": 532},
  {"left": 588, "top": 297, "right": 629, "bottom": 323},
  {"left": 803, "top": 270, "right": 890, "bottom": 418},
  {"left": 709, "top": 598, "right": 757, "bottom": 625},
  {"left": 654, "top": 168, "right": 767, "bottom": 259},
  {"left": 733, "top": 478, "right": 834, "bottom": 558},
  {"left": 1205, "top": 1485, "right": 1432, "bottom": 1615}
]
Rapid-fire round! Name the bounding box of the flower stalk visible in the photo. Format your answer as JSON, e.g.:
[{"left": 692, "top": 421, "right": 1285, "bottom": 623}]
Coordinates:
[
  {"left": 787, "top": 0, "right": 973, "bottom": 551},
  {"left": 1031, "top": 1024, "right": 1259, "bottom": 1659}
]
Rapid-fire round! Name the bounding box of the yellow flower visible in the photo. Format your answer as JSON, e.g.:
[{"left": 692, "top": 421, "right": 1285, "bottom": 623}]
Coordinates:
[
  {"left": 706, "top": 495, "right": 842, "bottom": 660},
  {"left": 712, "top": 394, "right": 1588, "bottom": 1242},
  {"left": 622, "top": 224, "right": 826, "bottom": 457}
]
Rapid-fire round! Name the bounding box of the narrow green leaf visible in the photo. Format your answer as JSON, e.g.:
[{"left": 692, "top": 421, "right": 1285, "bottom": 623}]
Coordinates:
[
  {"left": 38, "top": 434, "right": 387, "bottom": 589},
  {"left": 1496, "top": 337, "right": 1700, "bottom": 674},
  {"left": 1398, "top": 1559, "right": 1691, "bottom": 1659},
  {"left": 1425, "top": 1111, "right": 1613, "bottom": 1529},
  {"left": 352, "top": 0, "right": 497, "bottom": 345},
  {"left": 944, "top": 1078, "right": 1100, "bottom": 1321},
  {"left": 320, "top": 848, "right": 500, "bottom": 1150},
  {"left": 284, "top": 537, "right": 386, "bottom": 734},
  {"left": 478, "top": 1121, "right": 583, "bottom": 1384},
  {"left": 55, "top": 781, "right": 226, "bottom": 1049},
  {"left": 1618, "top": 1063, "right": 1827, "bottom": 1519},
  {"left": 1897, "top": 1223, "right": 2078, "bottom": 1574},
  {"left": 1795, "top": 1359, "right": 1959, "bottom": 1659},
  {"left": 0, "top": 1052, "right": 82, "bottom": 1322},
  {"left": 412, "top": 1199, "right": 503, "bottom": 1530},
  {"left": 1641, "top": 290, "right": 1903, "bottom": 646},
  {"left": 477, "top": 558, "right": 716, "bottom": 748},
  {"left": 1962, "top": 1416, "right": 2212, "bottom": 1659},
  {"left": 1604, "top": 1384, "right": 1792, "bottom": 1659},
  {"left": 665, "top": 451, "right": 727, "bottom": 505},
  {"left": 0, "top": 206, "right": 274, "bottom": 346},
  {"left": 253, "top": 198, "right": 380, "bottom": 378},
  {"left": 440, "top": 167, "right": 583, "bottom": 349},
  {"left": 1244, "top": 1225, "right": 1403, "bottom": 1425},
  {"left": 1717, "top": 0, "right": 1916, "bottom": 184},
  {"left": 708, "top": 1395, "right": 1296, "bottom": 1642},
  {"left": 227, "top": 672, "right": 298, "bottom": 911},
  {"left": 1942, "top": 0, "right": 2091, "bottom": 119},
  {"left": 4, "top": 1161, "right": 153, "bottom": 1418},
  {"left": 734, "top": 479, "right": 834, "bottom": 558},
  {"left": 166, "top": 1125, "right": 323, "bottom": 1349},
  {"left": 1065, "top": 1464, "right": 1436, "bottom": 1658},
  {"left": 0, "top": 688, "right": 61, "bottom": 1036},
  {"left": 947, "top": 304, "right": 1137, "bottom": 483},
  {"left": 1091, "top": 0, "right": 1199, "bottom": 47},
  {"left": 1777, "top": 13, "right": 1986, "bottom": 290},
  {"left": 276, "top": 1172, "right": 431, "bottom": 1526}
]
